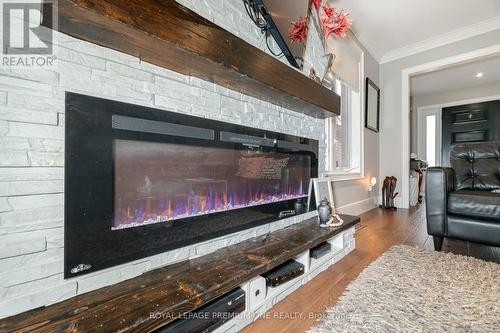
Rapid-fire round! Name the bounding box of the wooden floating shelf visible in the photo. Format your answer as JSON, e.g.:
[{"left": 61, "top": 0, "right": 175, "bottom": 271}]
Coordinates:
[
  {"left": 0, "top": 215, "right": 359, "bottom": 333},
  {"left": 51, "top": 0, "right": 340, "bottom": 119}
]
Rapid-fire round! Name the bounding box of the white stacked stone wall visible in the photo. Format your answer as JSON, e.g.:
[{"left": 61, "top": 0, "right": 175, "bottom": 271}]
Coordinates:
[{"left": 0, "top": 0, "right": 329, "bottom": 318}]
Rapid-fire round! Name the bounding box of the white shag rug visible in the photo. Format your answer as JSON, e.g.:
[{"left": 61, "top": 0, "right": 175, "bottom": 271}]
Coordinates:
[{"left": 309, "top": 245, "right": 500, "bottom": 332}]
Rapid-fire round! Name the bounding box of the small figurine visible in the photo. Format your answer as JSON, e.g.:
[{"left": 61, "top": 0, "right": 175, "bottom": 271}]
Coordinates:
[
  {"left": 380, "top": 176, "right": 399, "bottom": 209},
  {"left": 308, "top": 68, "right": 322, "bottom": 83}
]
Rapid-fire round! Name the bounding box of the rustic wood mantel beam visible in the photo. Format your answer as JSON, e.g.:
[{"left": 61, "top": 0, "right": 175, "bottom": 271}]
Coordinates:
[{"left": 52, "top": 0, "right": 340, "bottom": 118}]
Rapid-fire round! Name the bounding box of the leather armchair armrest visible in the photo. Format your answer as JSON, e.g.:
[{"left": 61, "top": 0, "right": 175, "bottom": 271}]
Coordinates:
[{"left": 425, "top": 167, "right": 455, "bottom": 236}]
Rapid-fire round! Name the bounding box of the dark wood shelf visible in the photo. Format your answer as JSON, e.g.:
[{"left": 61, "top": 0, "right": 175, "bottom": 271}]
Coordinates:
[
  {"left": 51, "top": 0, "right": 340, "bottom": 119},
  {"left": 0, "top": 215, "right": 359, "bottom": 333}
]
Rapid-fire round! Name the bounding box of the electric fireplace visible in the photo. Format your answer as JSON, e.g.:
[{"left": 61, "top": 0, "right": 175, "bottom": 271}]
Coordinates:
[{"left": 65, "top": 93, "right": 318, "bottom": 277}]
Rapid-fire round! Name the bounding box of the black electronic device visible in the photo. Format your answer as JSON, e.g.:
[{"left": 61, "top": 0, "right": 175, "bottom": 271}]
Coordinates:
[
  {"left": 310, "top": 242, "right": 332, "bottom": 259},
  {"left": 252, "top": 0, "right": 310, "bottom": 68},
  {"left": 64, "top": 93, "right": 318, "bottom": 277},
  {"left": 156, "top": 288, "right": 246, "bottom": 333},
  {"left": 262, "top": 259, "right": 304, "bottom": 287}
]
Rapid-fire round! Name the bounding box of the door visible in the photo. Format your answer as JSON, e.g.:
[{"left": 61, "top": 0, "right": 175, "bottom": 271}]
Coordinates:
[
  {"left": 417, "top": 107, "right": 442, "bottom": 167},
  {"left": 441, "top": 100, "right": 500, "bottom": 166}
]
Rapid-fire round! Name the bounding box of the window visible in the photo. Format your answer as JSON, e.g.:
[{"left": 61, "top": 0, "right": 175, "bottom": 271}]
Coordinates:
[
  {"left": 417, "top": 107, "right": 441, "bottom": 168},
  {"left": 326, "top": 78, "right": 363, "bottom": 179},
  {"left": 425, "top": 115, "right": 437, "bottom": 167},
  {"left": 324, "top": 35, "right": 364, "bottom": 181}
]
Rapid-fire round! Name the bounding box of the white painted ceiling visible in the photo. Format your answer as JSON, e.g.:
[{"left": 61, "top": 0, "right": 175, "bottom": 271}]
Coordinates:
[
  {"left": 327, "top": 0, "right": 500, "bottom": 62},
  {"left": 410, "top": 56, "right": 500, "bottom": 96}
]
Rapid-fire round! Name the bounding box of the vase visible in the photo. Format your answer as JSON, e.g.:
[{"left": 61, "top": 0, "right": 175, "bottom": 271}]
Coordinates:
[
  {"left": 317, "top": 198, "right": 332, "bottom": 223},
  {"left": 294, "top": 198, "right": 306, "bottom": 215}
]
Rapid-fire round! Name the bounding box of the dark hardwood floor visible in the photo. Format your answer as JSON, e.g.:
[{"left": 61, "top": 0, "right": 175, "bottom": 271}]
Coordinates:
[{"left": 242, "top": 205, "right": 500, "bottom": 333}]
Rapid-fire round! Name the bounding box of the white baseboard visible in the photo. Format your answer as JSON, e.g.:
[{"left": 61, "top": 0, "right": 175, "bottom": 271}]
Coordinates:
[
  {"left": 395, "top": 197, "right": 404, "bottom": 209},
  {"left": 336, "top": 197, "right": 378, "bottom": 216}
]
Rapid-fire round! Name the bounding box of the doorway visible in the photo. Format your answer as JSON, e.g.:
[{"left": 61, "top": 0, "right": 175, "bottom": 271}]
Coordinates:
[
  {"left": 417, "top": 107, "right": 442, "bottom": 167},
  {"left": 401, "top": 45, "right": 500, "bottom": 208}
]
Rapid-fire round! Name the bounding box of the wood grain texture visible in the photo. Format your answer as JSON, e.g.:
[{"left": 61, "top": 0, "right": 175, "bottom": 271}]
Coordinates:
[
  {"left": 241, "top": 205, "right": 500, "bottom": 333},
  {"left": 0, "top": 215, "right": 359, "bottom": 333},
  {"left": 51, "top": 0, "right": 340, "bottom": 119}
]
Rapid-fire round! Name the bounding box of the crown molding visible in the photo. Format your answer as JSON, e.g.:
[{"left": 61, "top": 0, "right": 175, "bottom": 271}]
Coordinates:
[
  {"left": 350, "top": 31, "right": 383, "bottom": 63},
  {"left": 380, "top": 16, "right": 500, "bottom": 64}
]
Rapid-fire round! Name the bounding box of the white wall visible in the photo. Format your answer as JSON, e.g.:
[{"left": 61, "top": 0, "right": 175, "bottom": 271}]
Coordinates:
[
  {"left": 410, "top": 81, "right": 500, "bottom": 153},
  {"left": 0, "top": 0, "right": 379, "bottom": 318},
  {"left": 333, "top": 49, "right": 380, "bottom": 214},
  {"left": 379, "top": 29, "right": 500, "bottom": 207}
]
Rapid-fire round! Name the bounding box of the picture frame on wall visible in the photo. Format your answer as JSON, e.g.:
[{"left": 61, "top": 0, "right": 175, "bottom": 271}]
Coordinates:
[
  {"left": 307, "top": 177, "right": 335, "bottom": 210},
  {"left": 365, "top": 77, "right": 380, "bottom": 132}
]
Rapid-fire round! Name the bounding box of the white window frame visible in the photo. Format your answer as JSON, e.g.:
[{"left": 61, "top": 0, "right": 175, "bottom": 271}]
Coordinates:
[
  {"left": 417, "top": 106, "right": 442, "bottom": 167},
  {"left": 324, "top": 53, "right": 365, "bottom": 182}
]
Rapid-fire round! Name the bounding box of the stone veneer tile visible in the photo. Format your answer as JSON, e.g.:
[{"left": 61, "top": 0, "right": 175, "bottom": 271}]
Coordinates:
[
  {"left": 0, "top": 281, "right": 77, "bottom": 318},
  {"left": 0, "top": 237, "right": 46, "bottom": 260},
  {"left": 0, "top": 0, "right": 328, "bottom": 319}
]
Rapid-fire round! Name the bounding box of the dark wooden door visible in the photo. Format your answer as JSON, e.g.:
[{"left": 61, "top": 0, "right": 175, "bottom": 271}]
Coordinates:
[{"left": 442, "top": 100, "right": 500, "bottom": 166}]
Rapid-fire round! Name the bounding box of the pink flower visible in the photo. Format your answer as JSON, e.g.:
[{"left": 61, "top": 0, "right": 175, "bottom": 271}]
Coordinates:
[
  {"left": 311, "top": 0, "right": 321, "bottom": 11},
  {"left": 321, "top": 19, "right": 334, "bottom": 39},
  {"left": 321, "top": 4, "right": 337, "bottom": 18},
  {"left": 319, "top": 5, "right": 352, "bottom": 39},
  {"left": 319, "top": 5, "right": 335, "bottom": 39},
  {"left": 331, "top": 11, "right": 352, "bottom": 38},
  {"left": 288, "top": 16, "right": 308, "bottom": 43}
]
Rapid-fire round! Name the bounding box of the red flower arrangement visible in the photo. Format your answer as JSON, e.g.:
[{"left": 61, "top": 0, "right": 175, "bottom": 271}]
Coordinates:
[
  {"left": 320, "top": 5, "right": 352, "bottom": 38},
  {"left": 288, "top": 16, "right": 308, "bottom": 43},
  {"left": 289, "top": 1, "right": 352, "bottom": 43}
]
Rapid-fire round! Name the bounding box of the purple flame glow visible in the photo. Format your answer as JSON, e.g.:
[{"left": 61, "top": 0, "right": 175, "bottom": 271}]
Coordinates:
[{"left": 112, "top": 186, "right": 306, "bottom": 230}]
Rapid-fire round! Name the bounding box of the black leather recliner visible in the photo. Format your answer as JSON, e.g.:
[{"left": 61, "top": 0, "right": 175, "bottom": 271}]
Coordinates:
[{"left": 426, "top": 141, "right": 500, "bottom": 250}]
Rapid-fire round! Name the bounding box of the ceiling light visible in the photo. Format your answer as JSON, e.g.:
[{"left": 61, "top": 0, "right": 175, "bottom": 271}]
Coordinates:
[{"left": 476, "top": 72, "right": 483, "bottom": 78}]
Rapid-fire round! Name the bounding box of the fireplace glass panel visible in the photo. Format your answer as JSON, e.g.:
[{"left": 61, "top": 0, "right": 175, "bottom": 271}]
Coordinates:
[{"left": 113, "top": 139, "right": 311, "bottom": 230}]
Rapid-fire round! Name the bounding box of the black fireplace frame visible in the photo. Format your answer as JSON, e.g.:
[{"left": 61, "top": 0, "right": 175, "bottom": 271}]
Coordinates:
[{"left": 65, "top": 92, "right": 318, "bottom": 278}]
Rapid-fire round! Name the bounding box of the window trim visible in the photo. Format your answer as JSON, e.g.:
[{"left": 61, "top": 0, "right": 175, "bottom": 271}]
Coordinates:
[
  {"left": 325, "top": 52, "right": 365, "bottom": 183},
  {"left": 323, "top": 171, "right": 363, "bottom": 182}
]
